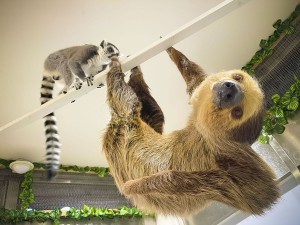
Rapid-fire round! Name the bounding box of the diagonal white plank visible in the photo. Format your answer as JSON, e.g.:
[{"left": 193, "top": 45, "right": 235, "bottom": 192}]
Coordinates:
[{"left": 0, "top": 0, "right": 251, "bottom": 135}]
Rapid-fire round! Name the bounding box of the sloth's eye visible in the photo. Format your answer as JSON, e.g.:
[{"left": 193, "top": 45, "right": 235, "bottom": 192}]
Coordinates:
[
  {"left": 233, "top": 73, "right": 243, "bottom": 82},
  {"left": 231, "top": 106, "right": 243, "bottom": 119}
]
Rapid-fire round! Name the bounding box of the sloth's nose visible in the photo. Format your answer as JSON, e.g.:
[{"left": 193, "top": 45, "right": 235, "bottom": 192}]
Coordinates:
[{"left": 213, "top": 81, "right": 243, "bottom": 108}]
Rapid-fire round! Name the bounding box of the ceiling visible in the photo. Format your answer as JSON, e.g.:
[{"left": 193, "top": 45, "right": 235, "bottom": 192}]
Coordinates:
[{"left": 0, "top": 0, "right": 298, "bottom": 168}]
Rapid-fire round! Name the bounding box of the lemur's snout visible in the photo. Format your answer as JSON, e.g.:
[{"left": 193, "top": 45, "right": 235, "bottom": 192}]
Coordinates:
[{"left": 213, "top": 80, "right": 243, "bottom": 109}]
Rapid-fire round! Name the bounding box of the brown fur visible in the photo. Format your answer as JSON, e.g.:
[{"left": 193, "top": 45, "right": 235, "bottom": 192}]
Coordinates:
[{"left": 102, "top": 47, "right": 279, "bottom": 216}]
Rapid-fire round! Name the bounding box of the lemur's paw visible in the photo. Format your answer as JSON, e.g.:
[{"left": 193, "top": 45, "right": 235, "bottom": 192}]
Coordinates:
[
  {"left": 58, "top": 89, "right": 68, "bottom": 95},
  {"left": 74, "top": 82, "right": 82, "bottom": 90},
  {"left": 86, "top": 77, "right": 93, "bottom": 86}
]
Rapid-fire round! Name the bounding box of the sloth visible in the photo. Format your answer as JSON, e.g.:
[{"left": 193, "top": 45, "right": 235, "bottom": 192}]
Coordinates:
[{"left": 102, "top": 47, "right": 279, "bottom": 216}]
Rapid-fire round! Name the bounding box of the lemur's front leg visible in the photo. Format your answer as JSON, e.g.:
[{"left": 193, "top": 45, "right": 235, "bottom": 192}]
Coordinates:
[
  {"left": 167, "top": 47, "right": 207, "bottom": 96},
  {"left": 68, "top": 61, "right": 93, "bottom": 88}
]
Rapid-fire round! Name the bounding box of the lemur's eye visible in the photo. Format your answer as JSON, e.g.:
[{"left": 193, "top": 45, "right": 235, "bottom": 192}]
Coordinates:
[
  {"left": 233, "top": 73, "right": 243, "bottom": 82},
  {"left": 231, "top": 106, "right": 243, "bottom": 119},
  {"left": 107, "top": 47, "right": 114, "bottom": 53}
]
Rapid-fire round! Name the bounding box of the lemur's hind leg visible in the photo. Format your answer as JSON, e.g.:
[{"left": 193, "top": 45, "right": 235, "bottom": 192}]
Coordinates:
[
  {"left": 128, "top": 66, "right": 164, "bottom": 134},
  {"left": 167, "top": 47, "right": 207, "bottom": 96},
  {"left": 58, "top": 65, "right": 75, "bottom": 94}
]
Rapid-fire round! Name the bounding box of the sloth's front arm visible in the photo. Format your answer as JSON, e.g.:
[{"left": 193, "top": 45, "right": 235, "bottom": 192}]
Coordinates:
[{"left": 167, "top": 47, "right": 207, "bottom": 96}]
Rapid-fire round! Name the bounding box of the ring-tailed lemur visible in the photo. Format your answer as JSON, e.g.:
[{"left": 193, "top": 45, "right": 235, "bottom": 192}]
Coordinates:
[{"left": 40, "top": 40, "right": 120, "bottom": 179}]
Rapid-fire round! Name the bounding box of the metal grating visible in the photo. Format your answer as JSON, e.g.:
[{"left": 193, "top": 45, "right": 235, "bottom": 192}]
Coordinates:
[
  {"left": 31, "top": 171, "right": 132, "bottom": 210},
  {"left": 0, "top": 179, "right": 7, "bottom": 208},
  {"left": 254, "top": 19, "right": 300, "bottom": 109}
]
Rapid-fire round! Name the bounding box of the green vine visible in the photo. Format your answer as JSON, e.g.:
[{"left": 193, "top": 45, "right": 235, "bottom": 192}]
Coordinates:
[
  {"left": 19, "top": 171, "right": 35, "bottom": 210},
  {"left": 0, "top": 206, "right": 148, "bottom": 225},
  {"left": 242, "top": 4, "right": 300, "bottom": 74},
  {"left": 0, "top": 158, "right": 110, "bottom": 178},
  {"left": 34, "top": 162, "right": 110, "bottom": 177},
  {"left": 258, "top": 76, "right": 300, "bottom": 143},
  {"left": 241, "top": 4, "right": 300, "bottom": 143}
]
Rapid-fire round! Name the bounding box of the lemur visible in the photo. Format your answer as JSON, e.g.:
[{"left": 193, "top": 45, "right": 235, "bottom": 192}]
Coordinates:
[
  {"left": 40, "top": 40, "right": 120, "bottom": 179},
  {"left": 102, "top": 47, "right": 279, "bottom": 216}
]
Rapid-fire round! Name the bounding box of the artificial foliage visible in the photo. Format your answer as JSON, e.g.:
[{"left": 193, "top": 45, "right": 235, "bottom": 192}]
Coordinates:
[
  {"left": 0, "top": 159, "right": 147, "bottom": 224},
  {"left": 19, "top": 171, "right": 34, "bottom": 210},
  {"left": 242, "top": 4, "right": 300, "bottom": 143},
  {"left": 0, "top": 206, "right": 146, "bottom": 225},
  {"left": 0, "top": 4, "right": 300, "bottom": 225},
  {"left": 259, "top": 76, "right": 300, "bottom": 143},
  {"left": 0, "top": 158, "right": 109, "bottom": 177},
  {"left": 242, "top": 4, "right": 300, "bottom": 75}
]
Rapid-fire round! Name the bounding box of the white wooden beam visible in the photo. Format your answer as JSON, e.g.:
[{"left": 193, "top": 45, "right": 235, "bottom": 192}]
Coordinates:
[{"left": 0, "top": 0, "right": 251, "bottom": 135}]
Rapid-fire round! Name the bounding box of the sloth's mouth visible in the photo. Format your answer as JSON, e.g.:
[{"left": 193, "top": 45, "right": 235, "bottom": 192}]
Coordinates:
[{"left": 213, "top": 80, "right": 244, "bottom": 109}]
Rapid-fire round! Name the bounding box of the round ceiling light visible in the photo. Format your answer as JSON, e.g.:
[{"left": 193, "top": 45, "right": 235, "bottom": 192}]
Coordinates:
[{"left": 9, "top": 160, "right": 34, "bottom": 174}]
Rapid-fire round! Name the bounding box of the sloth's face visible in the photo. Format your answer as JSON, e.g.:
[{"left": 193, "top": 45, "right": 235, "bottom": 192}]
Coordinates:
[{"left": 191, "top": 70, "right": 265, "bottom": 144}]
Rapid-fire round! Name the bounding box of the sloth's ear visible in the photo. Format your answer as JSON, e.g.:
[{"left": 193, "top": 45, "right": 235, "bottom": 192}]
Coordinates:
[{"left": 229, "top": 106, "right": 265, "bottom": 144}]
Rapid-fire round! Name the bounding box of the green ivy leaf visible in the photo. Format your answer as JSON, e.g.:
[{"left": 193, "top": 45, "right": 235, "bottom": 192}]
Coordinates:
[
  {"left": 258, "top": 135, "right": 269, "bottom": 144},
  {"left": 273, "top": 19, "right": 282, "bottom": 29},
  {"left": 274, "top": 124, "right": 285, "bottom": 134},
  {"left": 274, "top": 107, "right": 284, "bottom": 117},
  {"left": 285, "top": 25, "right": 295, "bottom": 34},
  {"left": 287, "top": 97, "right": 299, "bottom": 111},
  {"left": 276, "top": 117, "right": 288, "bottom": 126},
  {"left": 272, "top": 94, "right": 281, "bottom": 105},
  {"left": 259, "top": 39, "right": 269, "bottom": 49}
]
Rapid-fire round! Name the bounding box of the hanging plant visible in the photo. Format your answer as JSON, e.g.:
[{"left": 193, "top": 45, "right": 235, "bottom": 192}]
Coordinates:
[
  {"left": 0, "top": 158, "right": 110, "bottom": 178},
  {"left": 242, "top": 4, "right": 300, "bottom": 75},
  {"left": 33, "top": 162, "right": 110, "bottom": 177},
  {"left": 19, "top": 171, "right": 35, "bottom": 210},
  {"left": 242, "top": 4, "right": 300, "bottom": 143},
  {"left": 0, "top": 206, "right": 148, "bottom": 225},
  {"left": 259, "top": 76, "right": 300, "bottom": 143}
]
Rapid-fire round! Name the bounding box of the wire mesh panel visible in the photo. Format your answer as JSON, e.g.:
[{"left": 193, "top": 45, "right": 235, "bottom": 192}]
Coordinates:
[
  {"left": 31, "top": 171, "right": 132, "bottom": 210},
  {"left": 0, "top": 178, "right": 7, "bottom": 208},
  {"left": 0, "top": 169, "right": 23, "bottom": 209},
  {"left": 255, "top": 20, "right": 300, "bottom": 108}
]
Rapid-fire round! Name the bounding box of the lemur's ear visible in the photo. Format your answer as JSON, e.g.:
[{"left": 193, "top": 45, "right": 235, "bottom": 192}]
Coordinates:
[{"left": 100, "top": 40, "right": 108, "bottom": 48}]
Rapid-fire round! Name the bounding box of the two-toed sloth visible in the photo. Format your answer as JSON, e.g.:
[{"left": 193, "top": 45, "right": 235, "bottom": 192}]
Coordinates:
[{"left": 103, "top": 47, "right": 279, "bottom": 216}]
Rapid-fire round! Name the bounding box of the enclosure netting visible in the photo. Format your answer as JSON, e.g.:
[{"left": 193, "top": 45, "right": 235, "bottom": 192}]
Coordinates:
[
  {"left": 254, "top": 19, "right": 300, "bottom": 108},
  {"left": 30, "top": 171, "right": 132, "bottom": 210}
]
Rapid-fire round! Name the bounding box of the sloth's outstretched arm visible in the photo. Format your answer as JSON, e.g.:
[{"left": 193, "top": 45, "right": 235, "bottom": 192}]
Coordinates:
[
  {"left": 123, "top": 170, "right": 240, "bottom": 197},
  {"left": 166, "top": 47, "right": 207, "bottom": 96},
  {"left": 128, "top": 66, "right": 164, "bottom": 134},
  {"left": 105, "top": 57, "right": 141, "bottom": 120},
  {"left": 123, "top": 167, "right": 278, "bottom": 214}
]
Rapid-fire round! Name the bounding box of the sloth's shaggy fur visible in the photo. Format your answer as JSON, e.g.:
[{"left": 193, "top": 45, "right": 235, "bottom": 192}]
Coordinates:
[{"left": 102, "top": 47, "right": 279, "bottom": 216}]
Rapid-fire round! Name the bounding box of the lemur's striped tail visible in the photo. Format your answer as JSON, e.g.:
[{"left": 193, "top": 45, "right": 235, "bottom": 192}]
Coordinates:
[{"left": 40, "top": 75, "right": 61, "bottom": 179}]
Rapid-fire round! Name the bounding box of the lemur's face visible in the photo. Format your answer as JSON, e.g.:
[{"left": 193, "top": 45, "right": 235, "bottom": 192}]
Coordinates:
[
  {"left": 100, "top": 40, "right": 120, "bottom": 58},
  {"left": 191, "top": 70, "right": 265, "bottom": 144}
]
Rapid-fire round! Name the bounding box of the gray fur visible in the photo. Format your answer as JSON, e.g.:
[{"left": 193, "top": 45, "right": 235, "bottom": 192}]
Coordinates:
[{"left": 40, "top": 41, "right": 120, "bottom": 179}]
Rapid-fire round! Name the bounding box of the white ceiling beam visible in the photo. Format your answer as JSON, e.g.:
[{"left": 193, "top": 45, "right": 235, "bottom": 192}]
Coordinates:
[{"left": 0, "top": 0, "right": 251, "bottom": 135}]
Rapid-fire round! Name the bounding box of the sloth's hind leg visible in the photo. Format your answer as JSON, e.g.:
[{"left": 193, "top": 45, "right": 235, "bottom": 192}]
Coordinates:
[{"left": 128, "top": 66, "right": 165, "bottom": 134}]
